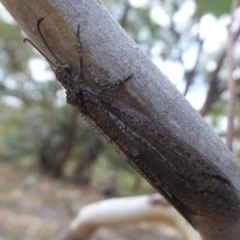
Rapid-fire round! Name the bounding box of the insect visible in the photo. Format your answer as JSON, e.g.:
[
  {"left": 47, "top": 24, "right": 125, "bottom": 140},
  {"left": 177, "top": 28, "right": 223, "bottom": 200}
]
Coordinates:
[
  {"left": 24, "top": 18, "right": 240, "bottom": 226},
  {"left": 24, "top": 18, "right": 133, "bottom": 109}
]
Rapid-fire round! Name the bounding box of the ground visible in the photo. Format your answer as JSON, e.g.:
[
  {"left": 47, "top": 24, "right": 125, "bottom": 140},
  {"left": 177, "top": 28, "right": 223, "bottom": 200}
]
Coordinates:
[{"left": 0, "top": 161, "right": 183, "bottom": 240}]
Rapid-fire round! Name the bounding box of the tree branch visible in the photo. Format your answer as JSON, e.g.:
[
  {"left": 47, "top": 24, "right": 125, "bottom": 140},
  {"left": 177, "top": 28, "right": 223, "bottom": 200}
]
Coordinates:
[
  {"left": 226, "top": 0, "right": 239, "bottom": 150},
  {"left": 1, "top": 0, "right": 240, "bottom": 239},
  {"left": 183, "top": 36, "right": 204, "bottom": 96},
  {"left": 57, "top": 194, "right": 201, "bottom": 240},
  {"left": 200, "top": 27, "right": 240, "bottom": 117}
]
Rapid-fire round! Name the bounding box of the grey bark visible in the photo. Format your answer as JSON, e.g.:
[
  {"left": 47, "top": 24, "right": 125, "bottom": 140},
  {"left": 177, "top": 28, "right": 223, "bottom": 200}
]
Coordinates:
[{"left": 1, "top": 0, "right": 240, "bottom": 239}]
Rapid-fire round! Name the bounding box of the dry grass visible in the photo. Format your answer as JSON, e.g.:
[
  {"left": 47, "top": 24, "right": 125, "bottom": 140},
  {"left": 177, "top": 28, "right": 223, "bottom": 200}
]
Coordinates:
[{"left": 0, "top": 162, "right": 182, "bottom": 240}]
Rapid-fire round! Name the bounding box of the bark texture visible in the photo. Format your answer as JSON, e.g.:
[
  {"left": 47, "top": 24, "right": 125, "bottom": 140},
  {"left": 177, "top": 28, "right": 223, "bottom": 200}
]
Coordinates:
[{"left": 2, "top": 0, "right": 240, "bottom": 239}]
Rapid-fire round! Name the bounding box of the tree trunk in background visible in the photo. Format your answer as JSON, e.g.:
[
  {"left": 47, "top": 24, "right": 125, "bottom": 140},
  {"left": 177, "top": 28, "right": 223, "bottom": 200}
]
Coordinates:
[
  {"left": 73, "top": 130, "right": 100, "bottom": 185},
  {"left": 51, "top": 110, "right": 78, "bottom": 178},
  {"left": 38, "top": 133, "right": 53, "bottom": 171},
  {"left": 131, "top": 174, "right": 142, "bottom": 192},
  {"left": 2, "top": 1, "right": 240, "bottom": 239}
]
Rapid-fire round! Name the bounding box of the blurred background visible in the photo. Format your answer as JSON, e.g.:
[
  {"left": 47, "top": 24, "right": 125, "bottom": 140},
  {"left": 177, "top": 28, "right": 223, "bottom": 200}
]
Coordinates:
[{"left": 0, "top": 0, "right": 240, "bottom": 239}]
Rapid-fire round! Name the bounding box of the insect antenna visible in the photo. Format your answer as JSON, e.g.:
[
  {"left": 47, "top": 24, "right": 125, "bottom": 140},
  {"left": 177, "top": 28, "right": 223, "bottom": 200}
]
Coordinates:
[
  {"left": 23, "top": 37, "right": 56, "bottom": 67},
  {"left": 36, "top": 18, "right": 64, "bottom": 65},
  {"left": 23, "top": 17, "right": 67, "bottom": 68}
]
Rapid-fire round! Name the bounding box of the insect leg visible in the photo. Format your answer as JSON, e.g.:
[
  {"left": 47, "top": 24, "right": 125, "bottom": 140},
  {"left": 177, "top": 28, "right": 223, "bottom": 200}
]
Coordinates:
[{"left": 98, "top": 73, "right": 134, "bottom": 94}]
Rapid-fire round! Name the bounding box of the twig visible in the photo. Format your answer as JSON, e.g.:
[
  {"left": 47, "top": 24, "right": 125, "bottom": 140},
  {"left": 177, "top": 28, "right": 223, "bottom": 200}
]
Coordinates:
[
  {"left": 200, "top": 22, "right": 240, "bottom": 117},
  {"left": 226, "top": 0, "right": 239, "bottom": 151}
]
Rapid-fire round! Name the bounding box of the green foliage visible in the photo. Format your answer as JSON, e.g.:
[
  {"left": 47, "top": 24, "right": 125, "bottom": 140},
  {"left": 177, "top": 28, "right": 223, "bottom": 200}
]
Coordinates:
[{"left": 195, "top": 0, "right": 231, "bottom": 16}]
